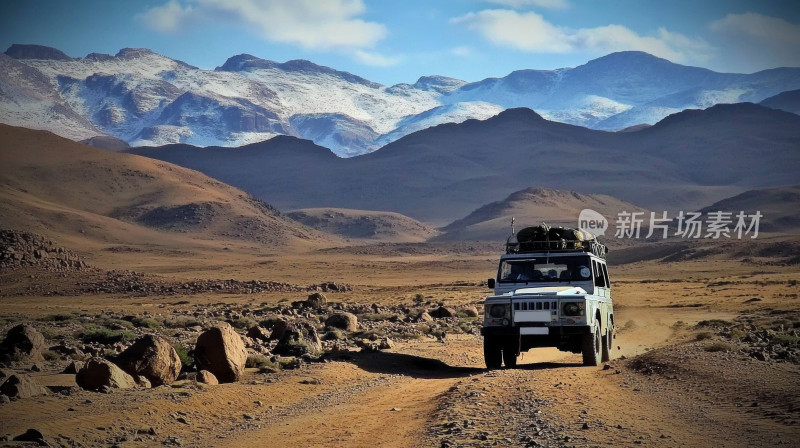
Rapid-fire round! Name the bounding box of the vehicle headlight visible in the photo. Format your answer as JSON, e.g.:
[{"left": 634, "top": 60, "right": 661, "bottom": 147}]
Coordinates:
[
  {"left": 489, "top": 304, "right": 507, "bottom": 318},
  {"left": 563, "top": 302, "right": 583, "bottom": 316}
]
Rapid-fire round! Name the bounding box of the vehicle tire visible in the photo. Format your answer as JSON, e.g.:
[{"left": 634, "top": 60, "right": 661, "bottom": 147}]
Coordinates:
[
  {"left": 582, "top": 324, "right": 601, "bottom": 366},
  {"left": 601, "top": 321, "right": 613, "bottom": 363},
  {"left": 484, "top": 336, "right": 502, "bottom": 369},
  {"left": 503, "top": 338, "right": 518, "bottom": 369}
]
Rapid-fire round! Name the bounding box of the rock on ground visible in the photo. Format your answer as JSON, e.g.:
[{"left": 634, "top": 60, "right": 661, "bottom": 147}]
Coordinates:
[
  {"left": 0, "top": 373, "right": 48, "bottom": 398},
  {"left": 325, "top": 312, "right": 358, "bottom": 331},
  {"left": 274, "top": 321, "right": 323, "bottom": 357},
  {"left": 75, "top": 357, "right": 137, "bottom": 390},
  {"left": 114, "top": 335, "right": 182, "bottom": 386},
  {"left": 197, "top": 370, "right": 218, "bottom": 385},
  {"left": 194, "top": 322, "right": 247, "bottom": 383},
  {"left": 0, "top": 324, "right": 45, "bottom": 363},
  {"left": 306, "top": 292, "right": 328, "bottom": 308}
]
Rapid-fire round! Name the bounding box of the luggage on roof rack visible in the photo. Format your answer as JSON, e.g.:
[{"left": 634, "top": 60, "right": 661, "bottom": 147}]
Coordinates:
[{"left": 506, "top": 223, "right": 607, "bottom": 258}]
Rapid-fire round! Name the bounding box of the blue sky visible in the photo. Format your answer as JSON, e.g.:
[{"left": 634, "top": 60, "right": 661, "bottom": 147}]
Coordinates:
[{"left": 1, "top": 0, "right": 799, "bottom": 85}]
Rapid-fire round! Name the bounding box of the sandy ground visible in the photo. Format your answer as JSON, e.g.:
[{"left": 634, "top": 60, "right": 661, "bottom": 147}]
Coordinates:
[{"left": 1, "top": 243, "right": 799, "bottom": 447}]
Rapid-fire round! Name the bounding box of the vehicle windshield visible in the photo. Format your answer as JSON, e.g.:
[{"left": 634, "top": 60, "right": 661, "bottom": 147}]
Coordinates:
[{"left": 498, "top": 256, "right": 593, "bottom": 283}]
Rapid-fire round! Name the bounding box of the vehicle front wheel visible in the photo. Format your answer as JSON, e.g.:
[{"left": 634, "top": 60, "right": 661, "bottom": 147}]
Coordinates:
[
  {"left": 503, "top": 338, "right": 518, "bottom": 369},
  {"left": 582, "top": 324, "right": 601, "bottom": 366},
  {"left": 484, "top": 336, "right": 502, "bottom": 369},
  {"left": 601, "top": 322, "right": 613, "bottom": 362}
]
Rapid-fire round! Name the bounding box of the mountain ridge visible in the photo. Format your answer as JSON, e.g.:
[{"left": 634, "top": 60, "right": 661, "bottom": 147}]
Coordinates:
[{"left": 3, "top": 44, "right": 800, "bottom": 156}]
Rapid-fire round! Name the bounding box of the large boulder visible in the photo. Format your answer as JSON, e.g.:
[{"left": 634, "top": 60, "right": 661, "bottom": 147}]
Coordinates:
[
  {"left": 197, "top": 370, "right": 218, "bottom": 385},
  {"left": 114, "top": 335, "right": 181, "bottom": 386},
  {"left": 461, "top": 306, "right": 480, "bottom": 318},
  {"left": 0, "top": 324, "right": 45, "bottom": 363},
  {"left": 325, "top": 312, "right": 358, "bottom": 332},
  {"left": 194, "top": 322, "right": 247, "bottom": 383},
  {"left": 429, "top": 306, "right": 456, "bottom": 319},
  {"left": 0, "top": 373, "right": 48, "bottom": 398},
  {"left": 274, "top": 321, "right": 322, "bottom": 357},
  {"left": 246, "top": 326, "right": 271, "bottom": 342},
  {"left": 76, "top": 357, "right": 137, "bottom": 390},
  {"left": 306, "top": 292, "right": 328, "bottom": 308},
  {"left": 269, "top": 319, "right": 291, "bottom": 341}
]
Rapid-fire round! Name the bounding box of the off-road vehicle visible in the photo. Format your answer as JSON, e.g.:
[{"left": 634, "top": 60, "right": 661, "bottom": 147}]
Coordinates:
[{"left": 481, "top": 224, "right": 613, "bottom": 368}]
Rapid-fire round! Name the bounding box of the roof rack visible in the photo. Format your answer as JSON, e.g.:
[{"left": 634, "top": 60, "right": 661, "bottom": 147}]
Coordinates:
[{"left": 505, "top": 224, "right": 608, "bottom": 258}]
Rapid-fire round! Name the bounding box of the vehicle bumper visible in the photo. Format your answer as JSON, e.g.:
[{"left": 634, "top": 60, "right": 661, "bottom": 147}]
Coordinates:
[{"left": 481, "top": 325, "right": 592, "bottom": 337}]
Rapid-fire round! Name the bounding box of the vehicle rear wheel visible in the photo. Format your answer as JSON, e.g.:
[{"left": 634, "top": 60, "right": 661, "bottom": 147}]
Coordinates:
[
  {"left": 483, "top": 336, "right": 502, "bottom": 369},
  {"left": 503, "top": 338, "right": 518, "bottom": 368},
  {"left": 601, "top": 321, "right": 613, "bottom": 362},
  {"left": 582, "top": 324, "right": 601, "bottom": 366}
]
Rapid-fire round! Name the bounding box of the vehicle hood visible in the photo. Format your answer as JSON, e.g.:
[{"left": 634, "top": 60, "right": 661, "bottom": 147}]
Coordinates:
[{"left": 511, "top": 286, "right": 587, "bottom": 296}]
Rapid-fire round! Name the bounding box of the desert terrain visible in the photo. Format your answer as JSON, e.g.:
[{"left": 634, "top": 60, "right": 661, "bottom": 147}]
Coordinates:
[{"left": 1, "top": 126, "right": 799, "bottom": 448}]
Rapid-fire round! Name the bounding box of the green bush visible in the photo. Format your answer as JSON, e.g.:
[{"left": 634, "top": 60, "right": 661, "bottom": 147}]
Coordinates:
[
  {"left": 38, "top": 314, "right": 74, "bottom": 322},
  {"left": 164, "top": 316, "right": 201, "bottom": 328},
  {"left": 695, "top": 331, "right": 714, "bottom": 341},
  {"left": 228, "top": 317, "right": 257, "bottom": 330},
  {"left": 704, "top": 341, "right": 737, "bottom": 352},
  {"left": 78, "top": 325, "right": 135, "bottom": 344},
  {"left": 172, "top": 343, "right": 194, "bottom": 371},
  {"left": 322, "top": 329, "right": 344, "bottom": 341},
  {"left": 42, "top": 350, "right": 59, "bottom": 361},
  {"left": 258, "top": 316, "right": 283, "bottom": 329},
  {"left": 132, "top": 317, "right": 162, "bottom": 329},
  {"left": 413, "top": 293, "right": 425, "bottom": 303}
]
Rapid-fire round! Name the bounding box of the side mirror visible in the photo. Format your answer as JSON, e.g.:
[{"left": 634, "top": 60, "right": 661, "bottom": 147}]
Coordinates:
[{"left": 487, "top": 278, "right": 495, "bottom": 289}]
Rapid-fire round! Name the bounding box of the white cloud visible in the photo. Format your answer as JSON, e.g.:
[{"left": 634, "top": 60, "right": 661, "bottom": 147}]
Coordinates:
[
  {"left": 707, "top": 12, "right": 800, "bottom": 71},
  {"left": 137, "top": 0, "right": 195, "bottom": 34},
  {"left": 451, "top": 9, "right": 713, "bottom": 63},
  {"left": 451, "top": 46, "right": 473, "bottom": 57},
  {"left": 353, "top": 50, "right": 402, "bottom": 67},
  {"left": 137, "top": 0, "right": 387, "bottom": 51},
  {"left": 487, "top": 0, "right": 569, "bottom": 10},
  {"left": 709, "top": 12, "right": 800, "bottom": 45}
]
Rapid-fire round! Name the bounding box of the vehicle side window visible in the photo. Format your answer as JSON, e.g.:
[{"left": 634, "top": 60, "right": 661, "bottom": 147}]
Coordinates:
[
  {"left": 601, "top": 262, "right": 610, "bottom": 287},
  {"left": 592, "top": 260, "right": 607, "bottom": 288}
]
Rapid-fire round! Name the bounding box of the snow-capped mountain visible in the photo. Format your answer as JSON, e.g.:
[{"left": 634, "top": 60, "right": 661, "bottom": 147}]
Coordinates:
[
  {"left": 2, "top": 44, "right": 800, "bottom": 156},
  {"left": 443, "top": 51, "right": 800, "bottom": 129}
]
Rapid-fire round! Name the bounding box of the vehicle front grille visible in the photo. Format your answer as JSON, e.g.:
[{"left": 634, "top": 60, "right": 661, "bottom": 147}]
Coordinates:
[{"left": 513, "top": 300, "right": 558, "bottom": 311}]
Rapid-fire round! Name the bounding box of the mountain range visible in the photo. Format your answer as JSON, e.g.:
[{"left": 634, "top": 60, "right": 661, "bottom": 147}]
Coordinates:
[
  {"left": 2, "top": 44, "right": 800, "bottom": 157},
  {"left": 128, "top": 103, "right": 800, "bottom": 225}
]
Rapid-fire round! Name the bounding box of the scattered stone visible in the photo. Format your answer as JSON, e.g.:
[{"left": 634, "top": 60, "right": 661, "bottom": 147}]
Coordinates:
[
  {"left": 0, "top": 324, "right": 45, "bottom": 363},
  {"left": 136, "top": 375, "right": 152, "bottom": 388},
  {"left": 325, "top": 312, "right": 358, "bottom": 332},
  {"left": 75, "top": 357, "right": 137, "bottom": 390},
  {"left": 12, "top": 429, "right": 46, "bottom": 444},
  {"left": 114, "top": 335, "right": 182, "bottom": 386},
  {"left": 196, "top": 370, "right": 218, "bottom": 385},
  {"left": 430, "top": 307, "right": 457, "bottom": 319},
  {"left": 461, "top": 306, "right": 480, "bottom": 318},
  {"left": 0, "top": 373, "right": 48, "bottom": 398},
  {"left": 418, "top": 312, "right": 434, "bottom": 323},
  {"left": 62, "top": 361, "right": 84, "bottom": 374},
  {"left": 194, "top": 322, "right": 247, "bottom": 383},
  {"left": 306, "top": 292, "right": 328, "bottom": 308},
  {"left": 603, "top": 364, "right": 612, "bottom": 370},
  {"left": 379, "top": 337, "right": 395, "bottom": 350},
  {"left": 246, "top": 326, "right": 271, "bottom": 342},
  {"left": 274, "top": 322, "right": 322, "bottom": 357},
  {"left": 269, "top": 319, "right": 290, "bottom": 341}
]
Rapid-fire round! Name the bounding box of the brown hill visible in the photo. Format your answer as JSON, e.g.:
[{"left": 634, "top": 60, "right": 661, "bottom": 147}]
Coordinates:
[
  {"left": 438, "top": 187, "right": 648, "bottom": 241},
  {"left": 285, "top": 208, "right": 439, "bottom": 243},
  {"left": 0, "top": 125, "right": 334, "bottom": 257},
  {"left": 129, "top": 103, "right": 800, "bottom": 225},
  {"left": 697, "top": 185, "right": 800, "bottom": 234}
]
